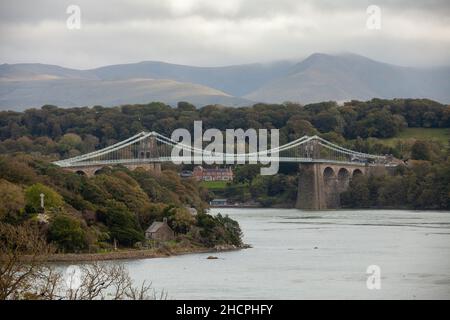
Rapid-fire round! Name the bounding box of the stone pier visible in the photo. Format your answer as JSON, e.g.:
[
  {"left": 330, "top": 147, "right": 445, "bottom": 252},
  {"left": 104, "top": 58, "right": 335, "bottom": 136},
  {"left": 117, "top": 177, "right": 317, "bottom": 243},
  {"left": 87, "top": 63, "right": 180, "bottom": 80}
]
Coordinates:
[{"left": 296, "top": 162, "right": 386, "bottom": 210}]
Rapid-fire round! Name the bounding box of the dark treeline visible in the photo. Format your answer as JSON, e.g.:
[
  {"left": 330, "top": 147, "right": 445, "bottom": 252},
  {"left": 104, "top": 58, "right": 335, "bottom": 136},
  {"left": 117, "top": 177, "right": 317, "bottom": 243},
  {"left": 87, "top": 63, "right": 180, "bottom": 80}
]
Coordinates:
[
  {"left": 341, "top": 163, "right": 450, "bottom": 210},
  {"left": 0, "top": 98, "right": 449, "bottom": 160}
]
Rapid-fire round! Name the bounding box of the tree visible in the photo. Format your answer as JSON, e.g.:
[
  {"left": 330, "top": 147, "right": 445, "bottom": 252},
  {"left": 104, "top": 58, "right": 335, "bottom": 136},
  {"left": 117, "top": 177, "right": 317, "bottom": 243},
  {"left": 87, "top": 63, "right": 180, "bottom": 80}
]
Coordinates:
[
  {"left": 340, "top": 176, "right": 370, "bottom": 207},
  {"left": 48, "top": 215, "right": 88, "bottom": 252},
  {"left": 0, "top": 222, "right": 55, "bottom": 300},
  {"left": 101, "top": 200, "right": 144, "bottom": 246},
  {"left": 25, "top": 183, "right": 64, "bottom": 212},
  {"left": 233, "top": 165, "right": 260, "bottom": 184},
  {"left": 354, "top": 110, "right": 406, "bottom": 138},
  {"left": 58, "top": 133, "right": 82, "bottom": 148},
  {"left": 285, "top": 117, "right": 317, "bottom": 140},
  {"left": 312, "top": 110, "right": 344, "bottom": 133},
  {"left": 411, "top": 140, "right": 431, "bottom": 160},
  {"left": 196, "top": 213, "right": 243, "bottom": 247},
  {"left": 0, "top": 179, "right": 25, "bottom": 221},
  {"left": 81, "top": 134, "right": 99, "bottom": 153},
  {"left": 177, "top": 101, "right": 196, "bottom": 111},
  {"left": 165, "top": 207, "right": 195, "bottom": 234},
  {"left": 0, "top": 222, "right": 161, "bottom": 300}
]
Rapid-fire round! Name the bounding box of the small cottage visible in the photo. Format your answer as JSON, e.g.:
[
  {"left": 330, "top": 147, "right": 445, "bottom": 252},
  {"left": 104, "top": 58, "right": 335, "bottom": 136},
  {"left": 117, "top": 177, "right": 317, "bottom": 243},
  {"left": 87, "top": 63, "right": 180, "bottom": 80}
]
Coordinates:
[{"left": 145, "top": 218, "right": 175, "bottom": 241}]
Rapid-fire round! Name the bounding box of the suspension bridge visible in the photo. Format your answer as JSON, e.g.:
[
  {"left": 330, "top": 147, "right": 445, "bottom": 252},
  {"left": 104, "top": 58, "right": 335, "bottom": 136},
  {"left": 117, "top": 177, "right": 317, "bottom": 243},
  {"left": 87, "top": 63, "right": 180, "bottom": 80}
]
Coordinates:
[
  {"left": 53, "top": 131, "right": 389, "bottom": 168},
  {"left": 53, "top": 131, "right": 396, "bottom": 210}
]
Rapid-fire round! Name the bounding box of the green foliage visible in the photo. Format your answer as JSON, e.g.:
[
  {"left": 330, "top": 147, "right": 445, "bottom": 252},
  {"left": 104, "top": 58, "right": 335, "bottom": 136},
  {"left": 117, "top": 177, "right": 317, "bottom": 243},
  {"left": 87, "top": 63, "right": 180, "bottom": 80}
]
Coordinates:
[
  {"left": 341, "top": 162, "right": 450, "bottom": 210},
  {"left": 137, "top": 203, "right": 166, "bottom": 230},
  {"left": 163, "top": 206, "right": 196, "bottom": 234},
  {"left": 48, "top": 215, "right": 88, "bottom": 252},
  {"left": 312, "top": 109, "right": 345, "bottom": 134},
  {"left": 284, "top": 117, "right": 318, "bottom": 140},
  {"left": 0, "top": 154, "right": 230, "bottom": 252},
  {"left": 200, "top": 180, "right": 229, "bottom": 190},
  {"left": 233, "top": 165, "right": 261, "bottom": 184},
  {"left": 196, "top": 213, "right": 243, "bottom": 247},
  {"left": 0, "top": 179, "right": 25, "bottom": 222},
  {"left": 0, "top": 155, "right": 39, "bottom": 184},
  {"left": 340, "top": 176, "right": 372, "bottom": 208},
  {"left": 351, "top": 109, "right": 406, "bottom": 138},
  {"left": 25, "top": 183, "right": 64, "bottom": 212},
  {"left": 89, "top": 171, "right": 151, "bottom": 214},
  {"left": 99, "top": 200, "right": 144, "bottom": 247},
  {"left": 411, "top": 140, "right": 431, "bottom": 160},
  {"left": 381, "top": 128, "right": 449, "bottom": 147},
  {"left": 0, "top": 99, "right": 448, "bottom": 157},
  {"left": 248, "top": 174, "right": 298, "bottom": 207}
]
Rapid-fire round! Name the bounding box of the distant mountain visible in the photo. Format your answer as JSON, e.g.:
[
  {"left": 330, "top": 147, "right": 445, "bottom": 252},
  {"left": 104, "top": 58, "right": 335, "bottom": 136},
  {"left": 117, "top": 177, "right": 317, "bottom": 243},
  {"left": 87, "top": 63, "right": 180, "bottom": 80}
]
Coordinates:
[
  {"left": 0, "top": 78, "right": 250, "bottom": 110},
  {"left": 0, "top": 61, "right": 287, "bottom": 110},
  {"left": 0, "top": 63, "right": 98, "bottom": 81},
  {"left": 92, "top": 61, "right": 294, "bottom": 97},
  {"left": 0, "top": 53, "right": 449, "bottom": 111},
  {"left": 245, "top": 53, "right": 450, "bottom": 104}
]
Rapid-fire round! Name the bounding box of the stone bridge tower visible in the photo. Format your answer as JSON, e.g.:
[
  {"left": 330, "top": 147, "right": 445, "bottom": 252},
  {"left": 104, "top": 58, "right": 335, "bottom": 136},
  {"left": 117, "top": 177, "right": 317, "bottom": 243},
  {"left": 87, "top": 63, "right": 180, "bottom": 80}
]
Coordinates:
[{"left": 296, "top": 163, "right": 386, "bottom": 210}]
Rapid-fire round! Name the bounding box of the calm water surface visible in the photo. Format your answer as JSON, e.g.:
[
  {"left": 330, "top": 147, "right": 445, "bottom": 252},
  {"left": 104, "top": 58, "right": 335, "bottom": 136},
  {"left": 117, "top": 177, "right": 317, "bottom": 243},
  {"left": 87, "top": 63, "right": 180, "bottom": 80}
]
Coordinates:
[{"left": 122, "top": 208, "right": 450, "bottom": 299}]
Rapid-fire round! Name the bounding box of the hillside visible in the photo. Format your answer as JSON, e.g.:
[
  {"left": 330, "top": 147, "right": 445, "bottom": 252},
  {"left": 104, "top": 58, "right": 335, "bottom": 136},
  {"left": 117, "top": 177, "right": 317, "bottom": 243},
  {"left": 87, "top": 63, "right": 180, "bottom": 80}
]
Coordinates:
[
  {"left": 0, "top": 154, "right": 243, "bottom": 253},
  {"left": 1, "top": 53, "right": 450, "bottom": 110},
  {"left": 0, "top": 78, "right": 250, "bottom": 110},
  {"left": 92, "top": 60, "right": 294, "bottom": 97},
  {"left": 245, "top": 53, "right": 450, "bottom": 104},
  {"left": 380, "top": 128, "right": 450, "bottom": 147},
  {"left": 0, "top": 99, "right": 448, "bottom": 214},
  {"left": 0, "top": 63, "right": 98, "bottom": 81}
]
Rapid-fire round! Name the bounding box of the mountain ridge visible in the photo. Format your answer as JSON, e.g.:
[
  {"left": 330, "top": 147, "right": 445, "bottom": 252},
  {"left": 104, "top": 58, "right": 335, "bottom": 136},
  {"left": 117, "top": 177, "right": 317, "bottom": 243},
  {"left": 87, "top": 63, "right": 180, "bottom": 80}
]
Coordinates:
[{"left": 1, "top": 53, "right": 449, "bottom": 111}]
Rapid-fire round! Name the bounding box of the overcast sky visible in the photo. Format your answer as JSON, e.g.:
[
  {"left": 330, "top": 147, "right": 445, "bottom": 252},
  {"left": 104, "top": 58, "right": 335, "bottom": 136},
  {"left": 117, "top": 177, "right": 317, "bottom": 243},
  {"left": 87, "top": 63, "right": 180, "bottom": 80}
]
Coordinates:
[{"left": 0, "top": 0, "right": 449, "bottom": 69}]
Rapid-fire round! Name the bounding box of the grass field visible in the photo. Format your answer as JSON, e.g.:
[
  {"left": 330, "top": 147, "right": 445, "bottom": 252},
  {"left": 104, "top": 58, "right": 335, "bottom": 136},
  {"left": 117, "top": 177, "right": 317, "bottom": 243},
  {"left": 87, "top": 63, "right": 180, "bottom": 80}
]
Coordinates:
[
  {"left": 381, "top": 128, "right": 450, "bottom": 146},
  {"left": 200, "top": 180, "right": 230, "bottom": 190}
]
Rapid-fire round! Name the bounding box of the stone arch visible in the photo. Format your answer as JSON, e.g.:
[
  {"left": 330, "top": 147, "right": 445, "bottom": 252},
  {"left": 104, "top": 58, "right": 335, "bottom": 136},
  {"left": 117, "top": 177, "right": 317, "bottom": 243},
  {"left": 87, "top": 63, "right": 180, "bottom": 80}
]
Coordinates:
[
  {"left": 323, "top": 167, "right": 336, "bottom": 182},
  {"left": 323, "top": 167, "right": 339, "bottom": 208},
  {"left": 352, "top": 168, "right": 363, "bottom": 178},
  {"left": 75, "top": 170, "right": 86, "bottom": 176},
  {"left": 94, "top": 166, "right": 112, "bottom": 175},
  {"left": 338, "top": 168, "right": 350, "bottom": 179},
  {"left": 337, "top": 168, "right": 350, "bottom": 190}
]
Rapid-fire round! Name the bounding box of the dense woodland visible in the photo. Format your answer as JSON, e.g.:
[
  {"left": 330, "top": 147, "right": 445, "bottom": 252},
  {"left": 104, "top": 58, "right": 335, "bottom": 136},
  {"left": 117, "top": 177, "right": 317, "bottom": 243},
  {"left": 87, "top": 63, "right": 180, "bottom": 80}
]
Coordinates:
[
  {"left": 0, "top": 155, "right": 242, "bottom": 253},
  {"left": 0, "top": 98, "right": 449, "bottom": 254},
  {"left": 0, "top": 99, "right": 448, "bottom": 159}
]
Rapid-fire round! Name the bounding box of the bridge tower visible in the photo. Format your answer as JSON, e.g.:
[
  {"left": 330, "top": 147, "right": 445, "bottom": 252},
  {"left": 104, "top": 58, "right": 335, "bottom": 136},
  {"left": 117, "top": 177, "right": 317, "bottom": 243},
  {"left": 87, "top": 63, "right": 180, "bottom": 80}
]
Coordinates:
[
  {"left": 138, "top": 135, "right": 159, "bottom": 160},
  {"left": 128, "top": 135, "right": 162, "bottom": 173},
  {"left": 296, "top": 163, "right": 386, "bottom": 210}
]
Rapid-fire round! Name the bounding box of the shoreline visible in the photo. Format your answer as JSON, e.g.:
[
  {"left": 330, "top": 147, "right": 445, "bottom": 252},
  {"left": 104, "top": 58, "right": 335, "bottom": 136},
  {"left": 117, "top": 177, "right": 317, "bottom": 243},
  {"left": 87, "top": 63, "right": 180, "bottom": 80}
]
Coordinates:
[
  {"left": 211, "top": 205, "right": 450, "bottom": 211},
  {"left": 44, "top": 244, "right": 248, "bottom": 263}
]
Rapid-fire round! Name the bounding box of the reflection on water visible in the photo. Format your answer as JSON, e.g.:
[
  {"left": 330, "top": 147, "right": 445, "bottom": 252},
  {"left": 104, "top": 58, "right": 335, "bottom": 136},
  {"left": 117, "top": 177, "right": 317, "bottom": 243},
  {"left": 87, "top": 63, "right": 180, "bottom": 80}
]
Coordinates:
[{"left": 121, "top": 208, "right": 450, "bottom": 299}]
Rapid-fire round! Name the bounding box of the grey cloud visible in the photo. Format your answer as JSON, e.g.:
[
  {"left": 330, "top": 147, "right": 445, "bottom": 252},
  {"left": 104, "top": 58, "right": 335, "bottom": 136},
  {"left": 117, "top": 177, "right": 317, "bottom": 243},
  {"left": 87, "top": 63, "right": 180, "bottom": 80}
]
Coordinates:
[
  {"left": 0, "top": 0, "right": 449, "bottom": 68},
  {"left": 2, "top": 0, "right": 450, "bottom": 22}
]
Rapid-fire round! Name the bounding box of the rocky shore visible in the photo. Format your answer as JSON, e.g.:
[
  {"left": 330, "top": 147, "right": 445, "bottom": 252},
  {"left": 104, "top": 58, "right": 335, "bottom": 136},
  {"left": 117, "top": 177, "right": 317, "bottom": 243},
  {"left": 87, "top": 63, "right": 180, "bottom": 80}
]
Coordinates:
[{"left": 44, "top": 244, "right": 250, "bottom": 263}]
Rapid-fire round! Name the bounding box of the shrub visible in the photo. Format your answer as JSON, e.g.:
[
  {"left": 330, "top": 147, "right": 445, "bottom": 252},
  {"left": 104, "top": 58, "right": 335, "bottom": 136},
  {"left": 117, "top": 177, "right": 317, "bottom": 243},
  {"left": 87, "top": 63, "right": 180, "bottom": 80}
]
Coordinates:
[{"left": 48, "top": 215, "right": 88, "bottom": 252}]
